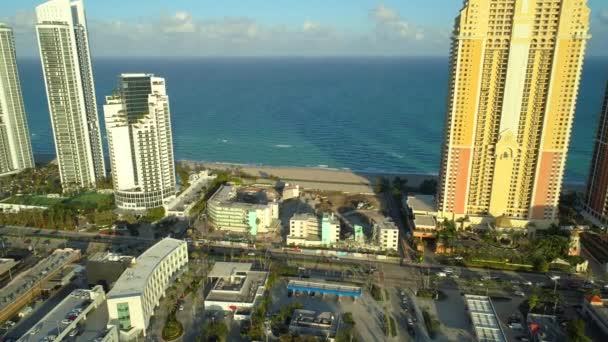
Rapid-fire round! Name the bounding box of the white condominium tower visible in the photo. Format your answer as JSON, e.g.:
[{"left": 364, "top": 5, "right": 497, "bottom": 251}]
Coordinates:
[
  {"left": 0, "top": 24, "right": 34, "bottom": 175},
  {"left": 35, "top": 0, "right": 105, "bottom": 191},
  {"left": 104, "top": 74, "right": 176, "bottom": 210}
]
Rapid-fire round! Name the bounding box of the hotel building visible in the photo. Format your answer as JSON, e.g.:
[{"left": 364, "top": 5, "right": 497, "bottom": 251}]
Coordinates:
[
  {"left": 437, "top": 0, "right": 590, "bottom": 228},
  {"left": 104, "top": 74, "right": 176, "bottom": 210},
  {"left": 106, "top": 238, "right": 188, "bottom": 340},
  {"left": 35, "top": 0, "right": 105, "bottom": 191},
  {"left": 0, "top": 24, "right": 34, "bottom": 176},
  {"left": 585, "top": 83, "right": 608, "bottom": 225}
]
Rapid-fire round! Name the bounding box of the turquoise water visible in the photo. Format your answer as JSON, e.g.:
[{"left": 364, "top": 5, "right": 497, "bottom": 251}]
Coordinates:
[{"left": 17, "top": 57, "right": 608, "bottom": 184}]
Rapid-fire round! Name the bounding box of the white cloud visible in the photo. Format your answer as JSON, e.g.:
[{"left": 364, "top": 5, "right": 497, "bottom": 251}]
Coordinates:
[{"left": 370, "top": 4, "right": 420, "bottom": 40}]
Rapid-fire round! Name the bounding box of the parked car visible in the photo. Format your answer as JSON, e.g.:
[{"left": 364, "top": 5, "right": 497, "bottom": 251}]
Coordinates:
[{"left": 514, "top": 291, "right": 525, "bottom": 297}]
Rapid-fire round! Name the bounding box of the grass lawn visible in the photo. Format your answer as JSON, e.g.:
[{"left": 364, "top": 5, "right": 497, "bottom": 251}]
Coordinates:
[
  {"left": 2, "top": 195, "right": 64, "bottom": 206},
  {"left": 64, "top": 192, "right": 114, "bottom": 210},
  {"left": 2, "top": 191, "right": 114, "bottom": 211}
]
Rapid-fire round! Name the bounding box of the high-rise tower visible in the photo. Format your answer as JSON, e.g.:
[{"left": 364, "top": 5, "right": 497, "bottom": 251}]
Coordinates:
[
  {"left": 585, "top": 82, "right": 608, "bottom": 224},
  {"left": 0, "top": 23, "right": 34, "bottom": 175},
  {"left": 437, "top": 0, "right": 590, "bottom": 227},
  {"left": 36, "top": 0, "right": 105, "bottom": 191},
  {"left": 104, "top": 74, "right": 176, "bottom": 210}
]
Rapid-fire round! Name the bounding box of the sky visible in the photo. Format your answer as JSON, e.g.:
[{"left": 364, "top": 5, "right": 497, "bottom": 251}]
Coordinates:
[{"left": 2, "top": 0, "right": 608, "bottom": 57}]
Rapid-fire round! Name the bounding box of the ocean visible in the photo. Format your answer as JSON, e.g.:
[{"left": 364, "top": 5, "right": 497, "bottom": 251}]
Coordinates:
[{"left": 16, "top": 56, "right": 608, "bottom": 185}]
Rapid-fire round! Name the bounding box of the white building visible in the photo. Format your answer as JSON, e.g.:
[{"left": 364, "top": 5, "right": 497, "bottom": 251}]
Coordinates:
[
  {"left": 104, "top": 74, "right": 176, "bottom": 210},
  {"left": 282, "top": 183, "right": 300, "bottom": 200},
  {"left": 207, "top": 184, "right": 279, "bottom": 235},
  {"left": 286, "top": 213, "right": 341, "bottom": 247},
  {"left": 35, "top": 0, "right": 105, "bottom": 191},
  {"left": 289, "top": 213, "right": 320, "bottom": 239},
  {"left": 0, "top": 24, "right": 34, "bottom": 176},
  {"left": 205, "top": 262, "right": 268, "bottom": 318},
  {"left": 106, "top": 238, "right": 188, "bottom": 340},
  {"left": 375, "top": 219, "right": 399, "bottom": 251}
]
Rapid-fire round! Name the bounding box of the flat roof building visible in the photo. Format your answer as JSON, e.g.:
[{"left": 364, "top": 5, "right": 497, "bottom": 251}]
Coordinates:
[
  {"left": 205, "top": 262, "right": 268, "bottom": 316},
  {"left": 17, "top": 286, "right": 109, "bottom": 342},
  {"left": 464, "top": 294, "right": 507, "bottom": 342},
  {"left": 106, "top": 238, "right": 188, "bottom": 341},
  {"left": 375, "top": 219, "right": 399, "bottom": 251},
  {"left": 208, "top": 184, "right": 279, "bottom": 235},
  {"left": 289, "top": 309, "right": 339, "bottom": 339},
  {"left": 86, "top": 252, "right": 134, "bottom": 291}
]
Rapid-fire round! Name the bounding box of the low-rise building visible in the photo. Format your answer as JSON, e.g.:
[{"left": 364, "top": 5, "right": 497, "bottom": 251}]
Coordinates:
[
  {"left": 582, "top": 294, "right": 608, "bottom": 337},
  {"left": 288, "top": 310, "right": 339, "bottom": 339},
  {"left": 289, "top": 213, "right": 320, "bottom": 239},
  {"left": 321, "top": 213, "right": 340, "bottom": 245},
  {"left": 406, "top": 194, "right": 439, "bottom": 238},
  {"left": 282, "top": 183, "right": 300, "bottom": 200},
  {"left": 207, "top": 184, "right": 279, "bottom": 235},
  {"left": 464, "top": 294, "right": 507, "bottom": 342},
  {"left": 412, "top": 214, "right": 437, "bottom": 238},
  {"left": 287, "top": 213, "right": 341, "bottom": 247},
  {"left": 375, "top": 219, "right": 399, "bottom": 251},
  {"left": 86, "top": 252, "right": 134, "bottom": 291},
  {"left": 17, "top": 286, "right": 109, "bottom": 342},
  {"left": 204, "top": 262, "right": 268, "bottom": 317},
  {"left": 106, "top": 238, "right": 188, "bottom": 341},
  {"left": 406, "top": 194, "right": 436, "bottom": 216}
]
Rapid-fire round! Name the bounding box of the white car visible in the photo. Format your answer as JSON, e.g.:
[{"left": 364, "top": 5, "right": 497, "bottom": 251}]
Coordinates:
[
  {"left": 522, "top": 281, "right": 533, "bottom": 286},
  {"left": 549, "top": 275, "right": 560, "bottom": 281},
  {"left": 436, "top": 272, "right": 447, "bottom": 277},
  {"left": 514, "top": 291, "right": 525, "bottom": 297}
]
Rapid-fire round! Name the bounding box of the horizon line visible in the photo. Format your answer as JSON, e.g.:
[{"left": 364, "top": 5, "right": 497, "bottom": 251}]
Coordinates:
[{"left": 15, "top": 54, "right": 608, "bottom": 59}]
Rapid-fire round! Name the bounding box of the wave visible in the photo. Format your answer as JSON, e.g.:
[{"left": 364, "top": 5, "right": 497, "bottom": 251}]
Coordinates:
[{"left": 274, "top": 144, "right": 292, "bottom": 148}]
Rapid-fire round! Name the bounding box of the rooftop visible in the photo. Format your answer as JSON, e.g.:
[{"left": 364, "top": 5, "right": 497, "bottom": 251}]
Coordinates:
[
  {"left": 88, "top": 252, "right": 134, "bottom": 263},
  {"left": 207, "top": 262, "right": 253, "bottom": 279},
  {"left": 407, "top": 194, "right": 436, "bottom": 213},
  {"left": 209, "top": 184, "right": 271, "bottom": 210},
  {"left": 107, "top": 238, "right": 186, "bottom": 298},
  {"left": 376, "top": 218, "right": 399, "bottom": 231},
  {"left": 17, "top": 286, "right": 105, "bottom": 342},
  {"left": 464, "top": 294, "right": 507, "bottom": 342},
  {"left": 414, "top": 214, "right": 437, "bottom": 229},
  {"left": 289, "top": 309, "right": 339, "bottom": 338},
  {"left": 0, "top": 249, "right": 79, "bottom": 311},
  {"left": 291, "top": 213, "right": 318, "bottom": 221},
  {"left": 205, "top": 262, "right": 268, "bottom": 304}
]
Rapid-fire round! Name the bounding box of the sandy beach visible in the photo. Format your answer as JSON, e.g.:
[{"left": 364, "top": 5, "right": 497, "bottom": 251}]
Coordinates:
[{"left": 181, "top": 160, "right": 437, "bottom": 194}]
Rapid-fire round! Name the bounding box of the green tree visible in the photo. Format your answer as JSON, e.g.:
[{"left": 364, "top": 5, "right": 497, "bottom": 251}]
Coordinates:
[
  {"left": 566, "top": 319, "right": 591, "bottom": 342},
  {"left": 143, "top": 207, "right": 165, "bottom": 222},
  {"left": 176, "top": 163, "right": 191, "bottom": 189},
  {"left": 419, "top": 179, "right": 438, "bottom": 195},
  {"left": 201, "top": 322, "right": 228, "bottom": 342},
  {"left": 373, "top": 176, "right": 389, "bottom": 194},
  {"left": 528, "top": 294, "right": 539, "bottom": 313}
]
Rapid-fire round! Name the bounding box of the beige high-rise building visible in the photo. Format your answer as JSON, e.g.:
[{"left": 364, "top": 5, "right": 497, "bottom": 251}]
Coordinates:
[
  {"left": 437, "top": 0, "right": 590, "bottom": 228},
  {"left": 36, "top": 0, "right": 105, "bottom": 191}
]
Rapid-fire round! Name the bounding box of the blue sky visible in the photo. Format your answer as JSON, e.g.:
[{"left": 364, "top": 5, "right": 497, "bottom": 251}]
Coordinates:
[{"left": 3, "top": 0, "right": 607, "bottom": 57}]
